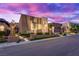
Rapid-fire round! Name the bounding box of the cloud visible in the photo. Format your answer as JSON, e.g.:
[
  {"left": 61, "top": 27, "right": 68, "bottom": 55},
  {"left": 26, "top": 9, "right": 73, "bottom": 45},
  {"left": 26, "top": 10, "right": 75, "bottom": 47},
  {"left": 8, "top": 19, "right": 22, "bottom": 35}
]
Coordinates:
[
  {"left": 0, "top": 3, "right": 78, "bottom": 23},
  {"left": 0, "top": 9, "right": 14, "bottom": 13},
  {"left": 27, "top": 4, "right": 39, "bottom": 12},
  {"left": 7, "top": 3, "right": 25, "bottom": 7},
  {"left": 16, "top": 10, "right": 28, "bottom": 14},
  {"left": 70, "top": 19, "right": 79, "bottom": 23}
]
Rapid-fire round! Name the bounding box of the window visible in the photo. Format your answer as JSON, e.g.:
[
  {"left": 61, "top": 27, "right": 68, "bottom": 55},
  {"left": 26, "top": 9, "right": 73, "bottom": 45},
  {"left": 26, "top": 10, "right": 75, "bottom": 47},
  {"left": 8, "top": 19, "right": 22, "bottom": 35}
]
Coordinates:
[{"left": 0, "top": 25, "right": 5, "bottom": 31}]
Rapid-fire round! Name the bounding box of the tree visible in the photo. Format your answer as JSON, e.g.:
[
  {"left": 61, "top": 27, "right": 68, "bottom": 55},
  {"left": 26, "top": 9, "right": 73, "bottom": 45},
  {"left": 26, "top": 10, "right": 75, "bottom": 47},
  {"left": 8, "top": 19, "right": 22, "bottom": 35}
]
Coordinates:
[{"left": 70, "top": 23, "right": 79, "bottom": 33}]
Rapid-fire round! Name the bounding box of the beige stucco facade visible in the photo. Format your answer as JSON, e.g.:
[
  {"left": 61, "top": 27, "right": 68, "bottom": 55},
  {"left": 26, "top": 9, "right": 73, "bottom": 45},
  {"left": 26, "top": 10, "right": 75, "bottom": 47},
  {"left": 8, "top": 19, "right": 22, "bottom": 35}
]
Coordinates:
[{"left": 19, "top": 14, "right": 48, "bottom": 34}]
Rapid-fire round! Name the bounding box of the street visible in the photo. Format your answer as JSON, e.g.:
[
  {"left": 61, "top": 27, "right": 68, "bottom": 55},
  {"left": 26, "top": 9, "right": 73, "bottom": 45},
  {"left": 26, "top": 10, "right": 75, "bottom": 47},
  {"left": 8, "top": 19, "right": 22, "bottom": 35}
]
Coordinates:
[{"left": 0, "top": 34, "right": 79, "bottom": 56}]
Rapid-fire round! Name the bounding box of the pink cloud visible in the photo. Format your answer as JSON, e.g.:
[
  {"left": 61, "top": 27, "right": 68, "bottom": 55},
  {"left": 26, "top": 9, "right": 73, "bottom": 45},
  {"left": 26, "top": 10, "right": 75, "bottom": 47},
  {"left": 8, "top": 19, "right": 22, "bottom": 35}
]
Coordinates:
[
  {"left": 0, "top": 9, "right": 14, "bottom": 13},
  {"left": 30, "top": 12, "right": 64, "bottom": 22},
  {"left": 7, "top": 3, "right": 24, "bottom": 7},
  {"left": 30, "top": 12, "right": 62, "bottom": 17},
  {"left": 30, "top": 12, "right": 53, "bottom": 17},
  {"left": 52, "top": 16, "right": 64, "bottom": 22},
  {"left": 27, "top": 4, "right": 39, "bottom": 12}
]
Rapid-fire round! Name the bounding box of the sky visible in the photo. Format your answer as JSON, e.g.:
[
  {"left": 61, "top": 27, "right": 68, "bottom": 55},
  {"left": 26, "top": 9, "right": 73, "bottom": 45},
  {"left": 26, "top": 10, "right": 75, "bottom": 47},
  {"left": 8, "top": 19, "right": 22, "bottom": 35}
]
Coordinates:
[{"left": 0, "top": 3, "right": 79, "bottom": 23}]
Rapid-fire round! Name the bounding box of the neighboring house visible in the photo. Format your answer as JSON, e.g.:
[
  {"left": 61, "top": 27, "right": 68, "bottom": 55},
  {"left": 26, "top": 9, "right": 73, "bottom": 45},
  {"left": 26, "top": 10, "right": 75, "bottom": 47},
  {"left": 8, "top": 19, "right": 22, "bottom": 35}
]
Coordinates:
[
  {"left": 0, "top": 18, "right": 10, "bottom": 36},
  {"left": 19, "top": 14, "right": 48, "bottom": 34},
  {"left": 48, "top": 22, "right": 71, "bottom": 35},
  {"left": 61, "top": 22, "right": 71, "bottom": 33},
  {"left": 52, "top": 23, "right": 62, "bottom": 34},
  {"left": 48, "top": 23, "right": 62, "bottom": 35}
]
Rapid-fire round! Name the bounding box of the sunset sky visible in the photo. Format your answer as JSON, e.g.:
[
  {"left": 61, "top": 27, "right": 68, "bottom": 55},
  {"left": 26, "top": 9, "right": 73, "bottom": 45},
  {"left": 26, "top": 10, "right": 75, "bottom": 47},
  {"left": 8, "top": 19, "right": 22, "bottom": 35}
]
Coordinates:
[{"left": 0, "top": 3, "right": 79, "bottom": 23}]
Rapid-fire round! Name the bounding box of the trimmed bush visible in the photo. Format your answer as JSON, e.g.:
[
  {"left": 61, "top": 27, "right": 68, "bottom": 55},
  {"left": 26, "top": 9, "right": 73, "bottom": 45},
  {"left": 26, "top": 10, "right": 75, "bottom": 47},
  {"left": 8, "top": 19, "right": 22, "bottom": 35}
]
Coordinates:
[
  {"left": 0, "top": 31, "right": 7, "bottom": 43},
  {"left": 31, "top": 35, "right": 53, "bottom": 41},
  {"left": 62, "top": 32, "right": 67, "bottom": 36},
  {"left": 45, "top": 32, "right": 49, "bottom": 35},
  {"left": 0, "top": 38, "right": 7, "bottom": 43},
  {"left": 0, "top": 31, "right": 5, "bottom": 37},
  {"left": 37, "top": 32, "right": 43, "bottom": 35},
  {"left": 19, "top": 33, "right": 30, "bottom": 37},
  {"left": 0, "top": 31, "right": 5, "bottom": 39},
  {"left": 19, "top": 31, "right": 32, "bottom": 37}
]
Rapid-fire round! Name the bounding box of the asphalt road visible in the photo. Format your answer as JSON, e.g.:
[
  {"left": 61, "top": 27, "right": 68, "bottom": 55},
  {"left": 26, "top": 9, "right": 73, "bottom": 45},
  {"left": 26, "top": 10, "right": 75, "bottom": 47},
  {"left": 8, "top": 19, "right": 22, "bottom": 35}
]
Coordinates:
[{"left": 0, "top": 34, "right": 79, "bottom": 56}]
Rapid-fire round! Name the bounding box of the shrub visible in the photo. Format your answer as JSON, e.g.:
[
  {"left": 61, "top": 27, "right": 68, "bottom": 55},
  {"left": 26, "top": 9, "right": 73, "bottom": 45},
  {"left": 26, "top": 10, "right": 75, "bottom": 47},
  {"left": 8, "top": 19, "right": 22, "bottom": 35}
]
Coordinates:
[
  {"left": 0, "top": 31, "right": 5, "bottom": 37},
  {"left": 45, "top": 32, "right": 49, "bottom": 35},
  {"left": 31, "top": 35, "right": 53, "bottom": 41},
  {"left": 0, "top": 31, "right": 7, "bottom": 43},
  {"left": 19, "top": 31, "right": 32, "bottom": 37},
  {"left": 19, "top": 33, "right": 30, "bottom": 37},
  {"left": 0, "top": 38, "right": 7, "bottom": 43},
  {"left": 37, "top": 32, "right": 43, "bottom": 35},
  {"left": 62, "top": 32, "right": 67, "bottom": 36}
]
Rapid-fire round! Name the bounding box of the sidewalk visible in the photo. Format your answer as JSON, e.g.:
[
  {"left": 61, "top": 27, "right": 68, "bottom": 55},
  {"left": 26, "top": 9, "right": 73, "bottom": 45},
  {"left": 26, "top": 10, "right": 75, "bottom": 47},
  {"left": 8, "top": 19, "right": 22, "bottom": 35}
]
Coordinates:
[{"left": 0, "top": 41, "right": 29, "bottom": 48}]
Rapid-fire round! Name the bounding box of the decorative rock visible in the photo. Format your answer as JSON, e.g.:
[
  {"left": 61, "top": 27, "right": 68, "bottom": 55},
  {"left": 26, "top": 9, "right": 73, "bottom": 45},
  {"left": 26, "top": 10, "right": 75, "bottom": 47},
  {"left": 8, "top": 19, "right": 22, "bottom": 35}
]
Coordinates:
[
  {"left": 19, "top": 36, "right": 24, "bottom": 39},
  {"left": 23, "top": 38, "right": 29, "bottom": 41}
]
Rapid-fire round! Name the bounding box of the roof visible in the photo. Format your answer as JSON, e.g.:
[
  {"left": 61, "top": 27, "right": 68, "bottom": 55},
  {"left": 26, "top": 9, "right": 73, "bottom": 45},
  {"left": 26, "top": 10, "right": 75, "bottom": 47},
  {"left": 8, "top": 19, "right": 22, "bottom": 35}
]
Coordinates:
[{"left": 0, "top": 18, "right": 10, "bottom": 27}]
